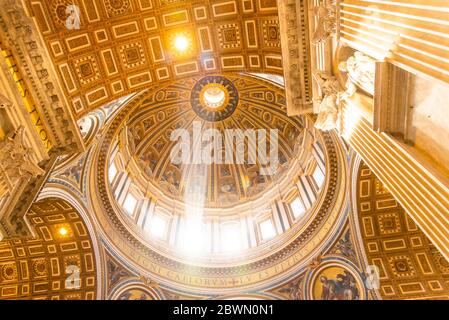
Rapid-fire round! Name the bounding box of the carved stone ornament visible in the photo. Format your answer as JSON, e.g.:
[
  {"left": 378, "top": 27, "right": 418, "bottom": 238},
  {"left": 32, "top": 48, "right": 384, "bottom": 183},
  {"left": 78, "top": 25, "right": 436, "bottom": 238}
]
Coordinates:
[
  {"left": 312, "top": 1, "right": 337, "bottom": 44},
  {"left": 339, "top": 51, "right": 376, "bottom": 95},
  {"left": 313, "top": 71, "right": 356, "bottom": 132},
  {"left": 0, "top": 126, "right": 44, "bottom": 188},
  {"left": 0, "top": 0, "right": 84, "bottom": 153}
]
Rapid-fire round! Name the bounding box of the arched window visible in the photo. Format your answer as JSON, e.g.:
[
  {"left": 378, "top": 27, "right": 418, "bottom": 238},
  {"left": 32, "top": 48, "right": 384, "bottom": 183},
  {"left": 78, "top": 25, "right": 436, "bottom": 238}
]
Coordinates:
[
  {"left": 123, "top": 193, "right": 138, "bottom": 216},
  {"left": 146, "top": 214, "right": 168, "bottom": 240},
  {"left": 109, "top": 162, "right": 118, "bottom": 184},
  {"left": 313, "top": 166, "right": 325, "bottom": 189},
  {"left": 220, "top": 222, "right": 241, "bottom": 253},
  {"left": 290, "top": 197, "right": 305, "bottom": 219},
  {"left": 259, "top": 218, "right": 276, "bottom": 242}
]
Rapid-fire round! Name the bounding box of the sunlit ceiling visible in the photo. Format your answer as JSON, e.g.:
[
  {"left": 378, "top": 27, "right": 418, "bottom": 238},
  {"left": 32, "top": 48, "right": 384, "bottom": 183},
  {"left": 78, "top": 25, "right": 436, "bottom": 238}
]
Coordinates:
[
  {"left": 26, "top": 0, "right": 283, "bottom": 117},
  {"left": 121, "top": 74, "right": 304, "bottom": 208},
  {"left": 102, "top": 74, "right": 332, "bottom": 265}
]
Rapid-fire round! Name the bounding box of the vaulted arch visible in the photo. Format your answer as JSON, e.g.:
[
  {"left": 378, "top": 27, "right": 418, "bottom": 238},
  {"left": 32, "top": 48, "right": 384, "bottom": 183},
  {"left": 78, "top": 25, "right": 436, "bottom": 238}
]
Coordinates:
[{"left": 0, "top": 198, "right": 98, "bottom": 299}]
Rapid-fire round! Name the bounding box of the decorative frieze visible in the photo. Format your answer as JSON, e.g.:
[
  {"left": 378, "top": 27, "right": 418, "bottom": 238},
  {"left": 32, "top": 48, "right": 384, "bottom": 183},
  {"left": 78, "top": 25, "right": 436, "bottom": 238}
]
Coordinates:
[
  {"left": 0, "top": 0, "right": 84, "bottom": 154},
  {"left": 278, "top": 0, "right": 314, "bottom": 116}
]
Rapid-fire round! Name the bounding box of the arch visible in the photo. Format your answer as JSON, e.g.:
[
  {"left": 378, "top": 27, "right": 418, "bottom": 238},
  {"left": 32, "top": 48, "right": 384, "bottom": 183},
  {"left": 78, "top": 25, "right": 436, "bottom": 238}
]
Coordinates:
[
  {"left": 109, "top": 280, "right": 165, "bottom": 300},
  {"left": 37, "top": 186, "right": 105, "bottom": 300},
  {"left": 0, "top": 197, "right": 99, "bottom": 299}
]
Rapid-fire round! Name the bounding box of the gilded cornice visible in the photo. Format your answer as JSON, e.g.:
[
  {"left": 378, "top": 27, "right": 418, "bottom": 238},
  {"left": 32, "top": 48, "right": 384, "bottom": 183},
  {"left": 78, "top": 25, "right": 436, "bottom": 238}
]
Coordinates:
[{"left": 0, "top": 0, "right": 84, "bottom": 154}]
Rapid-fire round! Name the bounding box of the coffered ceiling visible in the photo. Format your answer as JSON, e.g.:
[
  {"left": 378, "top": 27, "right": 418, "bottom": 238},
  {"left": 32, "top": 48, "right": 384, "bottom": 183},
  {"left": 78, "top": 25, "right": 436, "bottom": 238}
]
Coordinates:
[
  {"left": 25, "top": 0, "right": 283, "bottom": 117},
  {"left": 0, "top": 198, "right": 97, "bottom": 299},
  {"left": 356, "top": 162, "right": 449, "bottom": 299}
]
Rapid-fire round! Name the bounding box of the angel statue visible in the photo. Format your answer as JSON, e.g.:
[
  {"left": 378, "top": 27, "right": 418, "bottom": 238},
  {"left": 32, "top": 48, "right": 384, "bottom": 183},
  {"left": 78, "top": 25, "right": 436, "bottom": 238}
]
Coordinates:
[
  {"left": 339, "top": 51, "right": 376, "bottom": 95},
  {"left": 313, "top": 71, "right": 356, "bottom": 132}
]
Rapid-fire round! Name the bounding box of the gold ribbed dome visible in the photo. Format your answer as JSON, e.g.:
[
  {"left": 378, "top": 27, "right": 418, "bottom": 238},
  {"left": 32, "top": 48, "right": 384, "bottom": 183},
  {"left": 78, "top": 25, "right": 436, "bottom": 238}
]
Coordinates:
[{"left": 124, "top": 74, "right": 304, "bottom": 208}]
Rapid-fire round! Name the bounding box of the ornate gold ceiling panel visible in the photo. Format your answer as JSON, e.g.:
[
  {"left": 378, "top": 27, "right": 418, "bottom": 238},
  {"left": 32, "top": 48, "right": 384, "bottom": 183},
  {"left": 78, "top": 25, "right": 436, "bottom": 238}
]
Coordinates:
[
  {"left": 25, "top": 0, "right": 283, "bottom": 117},
  {"left": 356, "top": 162, "right": 449, "bottom": 300}
]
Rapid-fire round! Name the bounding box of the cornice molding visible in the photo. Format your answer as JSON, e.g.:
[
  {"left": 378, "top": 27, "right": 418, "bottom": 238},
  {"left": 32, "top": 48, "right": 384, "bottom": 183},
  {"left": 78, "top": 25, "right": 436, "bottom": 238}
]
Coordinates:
[
  {"left": 0, "top": 0, "right": 84, "bottom": 154},
  {"left": 278, "top": 0, "right": 314, "bottom": 116}
]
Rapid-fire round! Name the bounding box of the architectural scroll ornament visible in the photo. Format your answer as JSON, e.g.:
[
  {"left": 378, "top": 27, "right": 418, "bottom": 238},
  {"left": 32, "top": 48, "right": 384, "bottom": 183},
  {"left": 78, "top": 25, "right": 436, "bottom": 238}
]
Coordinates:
[
  {"left": 312, "top": 1, "right": 337, "bottom": 44},
  {"left": 313, "top": 71, "right": 356, "bottom": 132}
]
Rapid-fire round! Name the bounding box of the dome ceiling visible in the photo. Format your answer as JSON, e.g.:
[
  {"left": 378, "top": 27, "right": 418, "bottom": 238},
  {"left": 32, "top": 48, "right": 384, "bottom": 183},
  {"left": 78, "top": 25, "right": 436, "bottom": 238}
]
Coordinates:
[
  {"left": 124, "top": 74, "right": 304, "bottom": 207},
  {"left": 26, "top": 0, "right": 283, "bottom": 117},
  {"left": 81, "top": 72, "right": 351, "bottom": 294}
]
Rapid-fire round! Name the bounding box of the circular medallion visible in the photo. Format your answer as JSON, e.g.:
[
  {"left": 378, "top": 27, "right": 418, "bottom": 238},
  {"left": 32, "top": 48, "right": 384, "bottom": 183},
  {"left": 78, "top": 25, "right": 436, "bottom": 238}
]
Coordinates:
[
  {"left": 190, "top": 76, "right": 239, "bottom": 121},
  {"left": 304, "top": 259, "right": 367, "bottom": 300},
  {"left": 117, "top": 288, "right": 155, "bottom": 300},
  {"left": 200, "top": 84, "right": 229, "bottom": 110},
  {"left": 312, "top": 266, "right": 361, "bottom": 300}
]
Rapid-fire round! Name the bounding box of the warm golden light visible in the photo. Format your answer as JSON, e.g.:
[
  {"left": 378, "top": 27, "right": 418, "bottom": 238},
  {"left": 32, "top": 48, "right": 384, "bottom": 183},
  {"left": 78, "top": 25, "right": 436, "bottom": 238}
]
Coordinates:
[
  {"left": 203, "top": 86, "right": 226, "bottom": 108},
  {"left": 58, "top": 227, "right": 68, "bottom": 236},
  {"left": 174, "top": 35, "right": 189, "bottom": 52},
  {"left": 199, "top": 83, "right": 229, "bottom": 111}
]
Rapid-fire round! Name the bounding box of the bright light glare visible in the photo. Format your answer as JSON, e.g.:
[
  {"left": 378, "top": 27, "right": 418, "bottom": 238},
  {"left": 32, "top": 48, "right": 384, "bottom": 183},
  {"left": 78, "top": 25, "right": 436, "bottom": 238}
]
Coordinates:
[
  {"left": 109, "top": 162, "right": 117, "bottom": 183},
  {"left": 313, "top": 167, "right": 325, "bottom": 189},
  {"left": 174, "top": 35, "right": 189, "bottom": 52},
  {"left": 59, "top": 227, "right": 68, "bottom": 236},
  {"left": 203, "top": 86, "right": 226, "bottom": 108},
  {"left": 148, "top": 215, "right": 167, "bottom": 239},
  {"left": 123, "top": 193, "right": 137, "bottom": 216},
  {"left": 221, "top": 224, "right": 241, "bottom": 253},
  {"left": 341, "top": 103, "right": 362, "bottom": 140},
  {"left": 290, "top": 197, "right": 305, "bottom": 219},
  {"left": 260, "top": 219, "right": 276, "bottom": 241},
  {"left": 178, "top": 217, "right": 205, "bottom": 256}
]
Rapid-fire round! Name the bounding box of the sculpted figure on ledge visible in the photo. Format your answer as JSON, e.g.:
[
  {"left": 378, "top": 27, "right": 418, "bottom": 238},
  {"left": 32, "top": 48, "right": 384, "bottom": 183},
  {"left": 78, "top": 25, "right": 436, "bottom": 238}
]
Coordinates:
[
  {"left": 339, "top": 51, "right": 376, "bottom": 95},
  {"left": 313, "top": 71, "right": 356, "bottom": 132}
]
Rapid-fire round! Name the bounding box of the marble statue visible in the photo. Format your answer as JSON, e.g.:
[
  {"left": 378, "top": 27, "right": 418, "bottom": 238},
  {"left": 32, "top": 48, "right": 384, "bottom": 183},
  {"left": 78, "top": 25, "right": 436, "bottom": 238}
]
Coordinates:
[
  {"left": 313, "top": 71, "right": 356, "bottom": 132},
  {"left": 0, "top": 127, "right": 44, "bottom": 197},
  {"left": 339, "top": 51, "right": 376, "bottom": 95}
]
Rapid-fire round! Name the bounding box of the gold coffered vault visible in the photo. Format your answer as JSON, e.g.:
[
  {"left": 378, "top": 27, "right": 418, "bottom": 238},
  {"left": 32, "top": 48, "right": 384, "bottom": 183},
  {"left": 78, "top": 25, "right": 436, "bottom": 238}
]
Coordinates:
[
  {"left": 24, "top": 0, "right": 284, "bottom": 117},
  {"left": 0, "top": 0, "right": 448, "bottom": 301}
]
